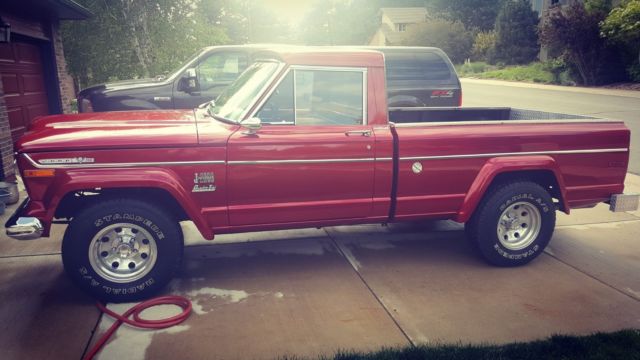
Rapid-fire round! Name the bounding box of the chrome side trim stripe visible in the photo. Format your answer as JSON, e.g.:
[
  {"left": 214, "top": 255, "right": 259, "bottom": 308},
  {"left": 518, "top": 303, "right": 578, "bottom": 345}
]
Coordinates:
[
  {"left": 24, "top": 154, "right": 225, "bottom": 169},
  {"left": 392, "top": 119, "right": 622, "bottom": 127},
  {"left": 24, "top": 148, "right": 627, "bottom": 169},
  {"left": 399, "top": 148, "right": 629, "bottom": 161},
  {"left": 228, "top": 158, "right": 376, "bottom": 165}
]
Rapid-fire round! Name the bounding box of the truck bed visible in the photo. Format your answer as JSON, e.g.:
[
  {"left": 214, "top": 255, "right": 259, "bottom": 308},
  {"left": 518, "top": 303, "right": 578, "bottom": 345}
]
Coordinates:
[{"left": 389, "top": 107, "right": 596, "bottom": 124}]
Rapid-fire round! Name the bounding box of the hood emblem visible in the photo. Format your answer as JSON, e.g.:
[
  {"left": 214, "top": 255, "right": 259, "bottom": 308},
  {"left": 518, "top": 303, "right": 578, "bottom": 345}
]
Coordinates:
[{"left": 39, "top": 157, "right": 95, "bottom": 165}]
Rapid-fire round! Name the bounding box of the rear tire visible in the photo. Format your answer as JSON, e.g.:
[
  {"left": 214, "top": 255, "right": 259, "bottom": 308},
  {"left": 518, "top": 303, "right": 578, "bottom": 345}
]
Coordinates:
[
  {"left": 62, "top": 199, "right": 183, "bottom": 302},
  {"left": 465, "top": 181, "right": 555, "bottom": 267}
]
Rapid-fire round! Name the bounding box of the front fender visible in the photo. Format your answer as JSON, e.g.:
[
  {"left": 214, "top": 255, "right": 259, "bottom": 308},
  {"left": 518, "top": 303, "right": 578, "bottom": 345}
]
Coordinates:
[
  {"left": 455, "top": 156, "right": 569, "bottom": 223},
  {"left": 43, "top": 168, "right": 213, "bottom": 239}
]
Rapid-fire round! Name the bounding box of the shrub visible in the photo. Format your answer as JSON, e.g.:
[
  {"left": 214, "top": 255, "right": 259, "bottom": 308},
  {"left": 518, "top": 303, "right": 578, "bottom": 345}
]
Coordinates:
[
  {"left": 457, "top": 61, "right": 491, "bottom": 76},
  {"left": 472, "top": 31, "right": 497, "bottom": 61},
  {"left": 542, "top": 58, "right": 567, "bottom": 83},
  {"left": 402, "top": 19, "right": 474, "bottom": 63},
  {"left": 540, "top": 2, "right": 627, "bottom": 85},
  {"left": 627, "top": 63, "right": 640, "bottom": 82}
]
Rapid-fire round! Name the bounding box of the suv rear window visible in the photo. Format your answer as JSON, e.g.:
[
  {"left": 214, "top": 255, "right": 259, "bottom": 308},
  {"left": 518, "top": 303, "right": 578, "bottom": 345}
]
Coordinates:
[{"left": 385, "top": 52, "right": 451, "bottom": 81}]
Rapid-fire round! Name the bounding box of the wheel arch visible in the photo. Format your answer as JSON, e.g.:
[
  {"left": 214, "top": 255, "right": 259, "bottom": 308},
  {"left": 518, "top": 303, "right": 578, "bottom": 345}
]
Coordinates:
[
  {"left": 456, "top": 156, "right": 569, "bottom": 223},
  {"left": 45, "top": 168, "right": 214, "bottom": 239}
]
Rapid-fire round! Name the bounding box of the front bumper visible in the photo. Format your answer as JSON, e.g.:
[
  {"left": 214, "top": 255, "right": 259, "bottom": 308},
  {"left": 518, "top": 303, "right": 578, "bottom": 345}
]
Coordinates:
[{"left": 4, "top": 198, "right": 43, "bottom": 240}]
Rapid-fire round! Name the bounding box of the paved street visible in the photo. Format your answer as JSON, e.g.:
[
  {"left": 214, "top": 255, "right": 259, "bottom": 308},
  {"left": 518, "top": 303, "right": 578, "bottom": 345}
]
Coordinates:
[
  {"left": 462, "top": 78, "right": 640, "bottom": 174},
  {"left": 1, "top": 174, "right": 639, "bottom": 359}
]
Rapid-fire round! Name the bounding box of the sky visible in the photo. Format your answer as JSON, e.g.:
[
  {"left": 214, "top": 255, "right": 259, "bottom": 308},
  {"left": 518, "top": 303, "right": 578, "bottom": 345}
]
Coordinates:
[{"left": 265, "top": 0, "right": 317, "bottom": 25}]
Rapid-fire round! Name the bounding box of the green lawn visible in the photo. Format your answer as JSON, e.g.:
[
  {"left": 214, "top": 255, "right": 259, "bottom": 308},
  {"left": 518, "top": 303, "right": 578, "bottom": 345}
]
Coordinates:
[
  {"left": 279, "top": 330, "right": 640, "bottom": 360},
  {"left": 456, "top": 62, "right": 570, "bottom": 85}
]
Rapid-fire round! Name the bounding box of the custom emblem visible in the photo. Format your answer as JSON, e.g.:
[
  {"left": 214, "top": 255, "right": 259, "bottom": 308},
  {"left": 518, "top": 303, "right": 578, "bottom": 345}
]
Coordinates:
[
  {"left": 430, "top": 90, "right": 454, "bottom": 99},
  {"left": 412, "top": 162, "right": 423, "bottom": 174},
  {"left": 192, "top": 172, "right": 216, "bottom": 192},
  {"left": 39, "top": 157, "right": 95, "bottom": 165}
]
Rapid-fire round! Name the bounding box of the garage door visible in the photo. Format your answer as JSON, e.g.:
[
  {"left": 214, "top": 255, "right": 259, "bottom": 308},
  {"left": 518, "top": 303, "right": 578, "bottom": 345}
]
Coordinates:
[{"left": 0, "top": 41, "right": 49, "bottom": 143}]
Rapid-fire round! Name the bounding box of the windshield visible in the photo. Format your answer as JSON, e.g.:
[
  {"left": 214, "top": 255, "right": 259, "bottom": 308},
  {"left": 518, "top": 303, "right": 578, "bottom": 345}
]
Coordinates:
[
  {"left": 208, "top": 61, "right": 282, "bottom": 122},
  {"left": 164, "top": 49, "right": 205, "bottom": 82}
]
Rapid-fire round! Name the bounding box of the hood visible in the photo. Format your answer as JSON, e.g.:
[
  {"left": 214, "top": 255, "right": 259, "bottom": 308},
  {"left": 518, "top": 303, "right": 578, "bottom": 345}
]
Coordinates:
[
  {"left": 17, "top": 110, "right": 200, "bottom": 153},
  {"left": 78, "top": 77, "right": 167, "bottom": 96}
]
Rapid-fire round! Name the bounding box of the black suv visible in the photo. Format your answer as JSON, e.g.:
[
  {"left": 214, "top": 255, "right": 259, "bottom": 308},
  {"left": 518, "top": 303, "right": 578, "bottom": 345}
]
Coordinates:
[{"left": 77, "top": 45, "right": 461, "bottom": 112}]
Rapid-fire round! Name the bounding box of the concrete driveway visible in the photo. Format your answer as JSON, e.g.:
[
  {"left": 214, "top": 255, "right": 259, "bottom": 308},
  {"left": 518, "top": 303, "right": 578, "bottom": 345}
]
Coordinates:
[{"left": 1, "top": 175, "right": 639, "bottom": 360}]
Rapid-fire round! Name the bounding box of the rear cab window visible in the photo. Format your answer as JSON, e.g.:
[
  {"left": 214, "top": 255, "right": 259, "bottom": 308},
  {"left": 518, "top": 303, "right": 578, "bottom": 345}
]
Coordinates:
[{"left": 385, "top": 51, "right": 452, "bottom": 83}]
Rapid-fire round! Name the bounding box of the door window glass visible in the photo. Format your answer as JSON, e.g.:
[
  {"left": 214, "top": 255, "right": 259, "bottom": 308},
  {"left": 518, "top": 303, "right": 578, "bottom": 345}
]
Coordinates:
[
  {"left": 295, "top": 70, "right": 364, "bottom": 126},
  {"left": 256, "top": 72, "right": 294, "bottom": 124},
  {"left": 197, "top": 52, "right": 248, "bottom": 91},
  {"left": 256, "top": 68, "right": 365, "bottom": 126}
]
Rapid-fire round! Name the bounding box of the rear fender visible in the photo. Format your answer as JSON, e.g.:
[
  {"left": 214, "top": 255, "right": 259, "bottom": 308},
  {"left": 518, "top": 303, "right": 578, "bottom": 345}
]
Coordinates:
[
  {"left": 455, "top": 156, "right": 569, "bottom": 223},
  {"left": 45, "top": 168, "right": 214, "bottom": 239}
]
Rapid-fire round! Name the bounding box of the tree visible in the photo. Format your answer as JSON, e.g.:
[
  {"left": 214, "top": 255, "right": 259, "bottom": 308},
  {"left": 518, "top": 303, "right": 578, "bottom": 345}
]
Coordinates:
[
  {"left": 402, "top": 19, "right": 474, "bottom": 63},
  {"left": 61, "top": 0, "right": 228, "bottom": 88},
  {"left": 540, "top": 1, "right": 626, "bottom": 85},
  {"left": 298, "top": 0, "right": 380, "bottom": 45},
  {"left": 601, "top": 0, "right": 640, "bottom": 67},
  {"left": 491, "top": 0, "right": 539, "bottom": 65},
  {"left": 429, "top": 0, "right": 504, "bottom": 31}
]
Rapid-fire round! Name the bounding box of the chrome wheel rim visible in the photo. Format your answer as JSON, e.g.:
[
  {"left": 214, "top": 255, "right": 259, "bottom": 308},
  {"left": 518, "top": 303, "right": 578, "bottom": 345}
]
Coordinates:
[
  {"left": 88, "top": 223, "right": 157, "bottom": 283},
  {"left": 497, "top": 202, "right": 541, "bottom": 251}
]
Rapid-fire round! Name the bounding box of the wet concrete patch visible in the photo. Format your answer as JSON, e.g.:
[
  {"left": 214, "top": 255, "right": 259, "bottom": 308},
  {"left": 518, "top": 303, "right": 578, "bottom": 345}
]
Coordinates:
[
  {"left": 328, "top": 226, "right": 640, "bottom": 344},
  {"left": 89, "top": 237, "right": 407, "bottom": 360},
  {"left": 0, "top": 255, "right": 99, "bottom": 360}
]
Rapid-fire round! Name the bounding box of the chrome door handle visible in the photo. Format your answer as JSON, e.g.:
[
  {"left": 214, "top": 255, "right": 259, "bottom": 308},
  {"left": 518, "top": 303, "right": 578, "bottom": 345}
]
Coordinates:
[{"left": 345, "top": 130, "right": 372, "bottom": 137}]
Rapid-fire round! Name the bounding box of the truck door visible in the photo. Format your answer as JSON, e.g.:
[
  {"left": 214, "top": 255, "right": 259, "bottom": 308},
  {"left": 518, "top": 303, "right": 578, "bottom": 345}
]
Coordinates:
[
  {"left": 173, "top": 51, "right": 249, "bottom": 109},
  {"left": 227, "top": 67, "right": 375, "bottom": 226}
]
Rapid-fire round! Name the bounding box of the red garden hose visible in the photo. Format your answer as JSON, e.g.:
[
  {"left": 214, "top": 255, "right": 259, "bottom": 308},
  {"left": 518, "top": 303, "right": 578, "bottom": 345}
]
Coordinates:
[{"left": 84, "top": 295, "right": 192, "bottom": 360}]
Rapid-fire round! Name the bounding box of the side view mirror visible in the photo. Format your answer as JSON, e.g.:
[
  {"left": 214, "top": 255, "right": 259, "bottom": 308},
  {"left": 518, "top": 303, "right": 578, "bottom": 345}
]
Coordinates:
[
  {"left": 241, "top": 117, "right": 262, "bottom": 135},
  {"left": 180, "top": 68, "right": 199, "bottom": 93}
]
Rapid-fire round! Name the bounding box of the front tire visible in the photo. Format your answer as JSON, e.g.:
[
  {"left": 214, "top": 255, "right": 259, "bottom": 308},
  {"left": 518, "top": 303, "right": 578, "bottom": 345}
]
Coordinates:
[
  {"left": 465, "top": 181, "right": 556, "bottom": 267},
  {"left": 62, "top": 199, "right": 183, "bottom": 302}
]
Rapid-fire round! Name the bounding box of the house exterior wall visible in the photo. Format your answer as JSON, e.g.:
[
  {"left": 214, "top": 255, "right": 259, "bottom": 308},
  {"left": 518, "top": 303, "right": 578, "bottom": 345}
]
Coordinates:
[
  {"left": 369, "top": 29, "right": 386, "bottom": 46},
  {"left": 0, "top": 79, "right": 13, "bottom": 181},
  {"left": 51, "top": 19, "right": 75, "bottom": 114},
  {"left": 0, "top": 10, "right": 78, "bottom": 181},
  {"left": 368, "top": 8, "right": 428, "bottom": 46}
]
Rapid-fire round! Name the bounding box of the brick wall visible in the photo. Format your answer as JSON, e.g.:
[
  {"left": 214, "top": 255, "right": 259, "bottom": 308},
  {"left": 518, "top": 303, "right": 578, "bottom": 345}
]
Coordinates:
[
  {"left": 51, "top": 19, "right": 76, "bottom": 114},
  {"left": 0, "top": 79, "right": 14, "bottom": 181}
]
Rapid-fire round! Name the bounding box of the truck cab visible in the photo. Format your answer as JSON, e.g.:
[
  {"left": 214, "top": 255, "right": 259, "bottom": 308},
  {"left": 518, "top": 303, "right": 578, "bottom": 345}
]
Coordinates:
[
  {"left": 77, "top": 45, "right": 462, "bottom": 112},
  {"left": 77, "top": 45, "right": 279, "bottom": 112}
]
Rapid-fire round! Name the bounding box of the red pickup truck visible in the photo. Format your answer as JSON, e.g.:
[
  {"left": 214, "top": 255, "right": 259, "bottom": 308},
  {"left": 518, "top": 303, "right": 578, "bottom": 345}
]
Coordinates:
[{"left": 5, "top": 48, "right": 637, "bottom": 302}]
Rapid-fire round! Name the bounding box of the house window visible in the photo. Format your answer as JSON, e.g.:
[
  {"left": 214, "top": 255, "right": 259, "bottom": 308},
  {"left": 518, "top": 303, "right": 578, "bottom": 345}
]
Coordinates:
[{"left": 396, "top": 23, "right": 407, "bottom": 32}]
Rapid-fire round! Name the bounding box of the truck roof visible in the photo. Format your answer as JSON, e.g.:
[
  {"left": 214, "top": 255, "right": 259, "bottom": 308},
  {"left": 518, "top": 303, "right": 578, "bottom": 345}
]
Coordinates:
[
  {"left": 274, "top": 46, "right": 386, "bottom": 68},
  {"left": 201, "top": 44, "right": 386, "bottom": 68}
]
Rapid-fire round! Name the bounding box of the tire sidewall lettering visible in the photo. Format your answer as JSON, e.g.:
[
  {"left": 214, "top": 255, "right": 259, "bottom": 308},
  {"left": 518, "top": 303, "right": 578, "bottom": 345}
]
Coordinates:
[
  {"left": 94, "top": 212, "right": 165, "bottom": 240},
  {"left": 499, "top": 193, "right": 550, "bottom": 213},
  {"left": 82, "top": 211, "right": 165, "bottom": 298}
]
